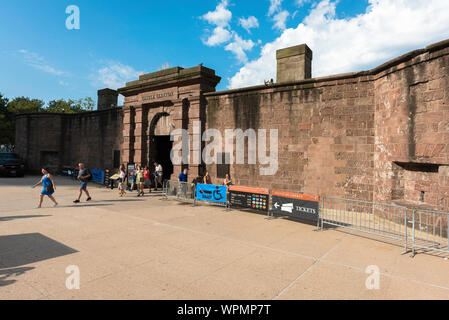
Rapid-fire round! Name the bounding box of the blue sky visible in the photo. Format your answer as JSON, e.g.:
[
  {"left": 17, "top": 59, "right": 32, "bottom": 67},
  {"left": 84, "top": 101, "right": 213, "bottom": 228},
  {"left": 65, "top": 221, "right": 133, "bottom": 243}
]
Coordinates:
[{"left": 1, "top": 0, "right": 449, "bottom": 108}]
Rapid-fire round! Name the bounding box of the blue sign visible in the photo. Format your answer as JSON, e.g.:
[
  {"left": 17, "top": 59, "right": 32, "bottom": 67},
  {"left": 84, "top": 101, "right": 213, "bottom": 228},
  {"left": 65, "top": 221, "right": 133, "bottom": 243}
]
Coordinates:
[
  {"left": 196, "top": 184, "right": 227, "bottom": 203},
  {"left": 91, "top": 169, "right": 105, "bottom": 184}
]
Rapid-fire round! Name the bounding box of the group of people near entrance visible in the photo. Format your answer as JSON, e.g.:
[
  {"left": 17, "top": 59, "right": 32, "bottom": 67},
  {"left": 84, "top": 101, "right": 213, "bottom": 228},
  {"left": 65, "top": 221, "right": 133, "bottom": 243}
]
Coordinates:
[
  {"left": 117, "top": 162, "right": 163, "bottom": 197},
  {"left": 32, "top": 161, "right": 234, "bottom": 207}
]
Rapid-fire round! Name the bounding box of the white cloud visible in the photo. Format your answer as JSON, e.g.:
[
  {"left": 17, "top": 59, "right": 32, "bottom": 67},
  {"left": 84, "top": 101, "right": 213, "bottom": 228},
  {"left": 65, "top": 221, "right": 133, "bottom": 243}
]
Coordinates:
[
  {"left": 267, "top": 0, "right": 290, "bottom": 31},
  {"left": 228, "top": 0, "right": 449, "bottom": 89},
  {"left": 94, "top": 61, "right": 144, "bottom": 89},
  {"left": 203, "top": 26, "right": 232, "bottom": 46},
  {"left": 202, "top": 0, "right": 232, "bottom": 28},
  {"left": 295, "top": 0, "right": 311, "bottom": 7},
  {"left": 239, "top": 16, "right": 259, "bottom": 34},
  {"left": 18, "top": 49, "right": 67, "bottom": 76},
  {"left": 268, "top": 0, "right": 283, "bottom": 16},
  {"left": 273, "top": 10, "right": 289, "bottom": 30},
  {"left": 225, "top": 33, "right": 256, "bottom": 63},
  {"left": 201, "top": 0, "right": 233, "bottom": 47}
]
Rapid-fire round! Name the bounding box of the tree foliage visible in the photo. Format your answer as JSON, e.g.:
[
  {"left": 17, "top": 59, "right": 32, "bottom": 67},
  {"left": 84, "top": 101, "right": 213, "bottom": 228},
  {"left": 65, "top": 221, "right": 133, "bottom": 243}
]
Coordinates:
[{"left": 46, "top": 97, "right": 94, "bottom": 113}]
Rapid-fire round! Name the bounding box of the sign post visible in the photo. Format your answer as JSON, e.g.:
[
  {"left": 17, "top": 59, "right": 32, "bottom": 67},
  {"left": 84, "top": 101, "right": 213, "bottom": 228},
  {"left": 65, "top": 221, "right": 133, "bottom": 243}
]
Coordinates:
[{"left": 271, "top": 190, "right": 319, "bottom": 222}]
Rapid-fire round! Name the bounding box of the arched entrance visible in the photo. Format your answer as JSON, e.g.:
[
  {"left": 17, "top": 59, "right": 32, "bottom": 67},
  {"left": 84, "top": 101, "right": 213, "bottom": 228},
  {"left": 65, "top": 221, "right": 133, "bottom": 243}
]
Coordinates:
[{"left": 148, "top": 112, "right": 174, "bottom": 181}]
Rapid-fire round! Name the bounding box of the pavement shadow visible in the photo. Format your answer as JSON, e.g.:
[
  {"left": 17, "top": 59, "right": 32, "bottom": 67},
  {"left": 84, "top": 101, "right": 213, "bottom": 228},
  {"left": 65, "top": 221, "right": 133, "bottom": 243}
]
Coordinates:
[
  {"left": 0, "top": 215, "right": 52, "bottom": 222},
  {"left": 0, "top": 267, "right": 34, "bottom": 287},
  {"left": 0, "top": 233, "right": 78, "bottom": 270},
  {"left": 63, "top": 204, "right": 112, "bottom": 208},
  {"left": 101, "top": 199, "right": 145, "bottom": 203}
]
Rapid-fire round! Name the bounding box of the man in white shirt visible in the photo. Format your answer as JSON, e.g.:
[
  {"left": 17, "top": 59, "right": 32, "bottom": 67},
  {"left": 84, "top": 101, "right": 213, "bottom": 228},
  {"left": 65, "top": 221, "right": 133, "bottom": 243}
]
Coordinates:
[{"left": 153, "top": 162, "right": 163, "bottom": 190}]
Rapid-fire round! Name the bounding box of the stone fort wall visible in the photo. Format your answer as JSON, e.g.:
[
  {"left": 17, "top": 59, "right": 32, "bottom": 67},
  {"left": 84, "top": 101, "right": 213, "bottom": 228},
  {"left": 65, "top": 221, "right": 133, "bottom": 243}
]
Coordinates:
[
  {"left": 205, "top": 39, "right": 449, "bottom": 210},
  {"left": 15, "top": 108, "right": 123, "bottom": 172},
  {"left": 14, "top": 39, "right": 449, "bottom": 210}
]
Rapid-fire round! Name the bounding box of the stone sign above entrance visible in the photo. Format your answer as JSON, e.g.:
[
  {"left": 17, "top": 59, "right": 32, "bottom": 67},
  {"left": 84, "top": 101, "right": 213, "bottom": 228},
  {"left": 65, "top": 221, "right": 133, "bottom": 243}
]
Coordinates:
[{"left": 117, "top": 65, "right": 221, "bottom": 180}]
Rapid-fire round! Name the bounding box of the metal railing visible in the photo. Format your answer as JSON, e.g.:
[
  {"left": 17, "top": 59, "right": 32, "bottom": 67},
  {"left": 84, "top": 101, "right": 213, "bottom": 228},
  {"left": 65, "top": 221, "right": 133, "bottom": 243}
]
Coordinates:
[
  {"left": 319, "top": 196, "right": 410, "bottom": 252},
  {"left": 411, "top": 209, "right": 449, "bottom": 257},
  {"left": 163, "top": 180, "right": 196, "bottom": 202}
]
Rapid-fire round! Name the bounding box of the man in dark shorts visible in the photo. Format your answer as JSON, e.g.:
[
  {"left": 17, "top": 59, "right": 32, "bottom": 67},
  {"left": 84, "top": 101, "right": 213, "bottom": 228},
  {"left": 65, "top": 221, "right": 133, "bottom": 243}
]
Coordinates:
[{"left": 74, "top": 163, "right": 92, "bottom": 203}]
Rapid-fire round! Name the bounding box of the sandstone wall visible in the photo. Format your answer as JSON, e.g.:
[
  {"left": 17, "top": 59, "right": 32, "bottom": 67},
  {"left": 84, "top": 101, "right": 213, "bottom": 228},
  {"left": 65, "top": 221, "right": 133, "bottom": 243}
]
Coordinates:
[
  {"left": 15, "top": 108, "right": 123, "bottom": 172},
  {"left": 205, "top": 39, "right": 449, "bottom": 209}
]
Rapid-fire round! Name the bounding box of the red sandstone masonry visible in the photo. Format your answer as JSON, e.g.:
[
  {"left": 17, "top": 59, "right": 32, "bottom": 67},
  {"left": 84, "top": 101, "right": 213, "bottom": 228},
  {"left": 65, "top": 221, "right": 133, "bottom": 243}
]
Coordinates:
[{"left": 205, "top": 39, "right": 449, "bottom": 209}]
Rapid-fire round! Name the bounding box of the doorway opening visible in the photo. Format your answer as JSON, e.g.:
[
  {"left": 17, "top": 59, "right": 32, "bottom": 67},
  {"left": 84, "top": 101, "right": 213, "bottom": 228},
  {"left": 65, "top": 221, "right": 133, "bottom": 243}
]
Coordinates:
[{"left": 152, "top": 135, "right": 173, "bottom": 181}]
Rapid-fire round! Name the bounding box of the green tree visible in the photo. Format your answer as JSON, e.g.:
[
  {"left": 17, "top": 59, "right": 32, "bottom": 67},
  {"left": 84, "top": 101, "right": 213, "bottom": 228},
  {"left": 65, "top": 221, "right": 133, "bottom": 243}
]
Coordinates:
[
  {"left": 7, "top": 96, "right": 45, "bottom": 114},
  {"left": 46, "top": 97, "right": 94, "bottom": 113},
  {"left": 0, "top": 93, "right": 12, "bottom": 146},
  {"left": 0, "top": 94, "right": 94, "bottom": 148},
  {"left": 0, "top": 96, "right": 45, "bottom": 147}
]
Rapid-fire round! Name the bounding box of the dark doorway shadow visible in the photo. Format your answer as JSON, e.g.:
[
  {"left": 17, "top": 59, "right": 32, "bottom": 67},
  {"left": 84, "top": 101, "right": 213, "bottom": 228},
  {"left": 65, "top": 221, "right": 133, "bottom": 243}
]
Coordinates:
[
  {"left": 0, "top": 215, "right": 51, "bottom": 222},
  {"left": 0, "top": 233, "right": 78, "bottom": 270},
  {"left": 0, "top": 267, "right": 34, "bottom": 287}
]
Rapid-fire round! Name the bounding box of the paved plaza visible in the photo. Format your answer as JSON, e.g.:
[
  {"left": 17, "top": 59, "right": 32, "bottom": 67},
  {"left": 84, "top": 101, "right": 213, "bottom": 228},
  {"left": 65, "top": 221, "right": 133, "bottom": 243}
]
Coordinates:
[{"left": 0, "top": 176, "right": 448, "bottom": 300}]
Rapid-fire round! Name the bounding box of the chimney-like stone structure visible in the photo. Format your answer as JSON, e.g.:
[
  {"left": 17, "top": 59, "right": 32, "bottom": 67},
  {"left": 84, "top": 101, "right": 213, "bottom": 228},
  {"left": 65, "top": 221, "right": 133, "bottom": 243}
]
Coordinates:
[
  {"left": 276, "top": 44, "right": 313, "bottom": 83},
  {"left": 97, "top": 88, "right": 118, "bottom": 110}
]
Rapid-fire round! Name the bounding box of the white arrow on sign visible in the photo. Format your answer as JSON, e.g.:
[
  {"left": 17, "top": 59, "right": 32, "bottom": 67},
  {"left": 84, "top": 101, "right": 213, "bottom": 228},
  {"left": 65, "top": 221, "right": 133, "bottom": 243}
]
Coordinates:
[{"left": 274, "top": 203, "right": 280, "bottom": 209}]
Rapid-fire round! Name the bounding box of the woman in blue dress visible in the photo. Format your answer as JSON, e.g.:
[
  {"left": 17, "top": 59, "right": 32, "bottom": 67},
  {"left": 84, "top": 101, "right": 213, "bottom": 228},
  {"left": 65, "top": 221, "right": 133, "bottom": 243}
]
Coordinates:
[{"left": 32, "top": 168, "right": 58, "bottom": 208}]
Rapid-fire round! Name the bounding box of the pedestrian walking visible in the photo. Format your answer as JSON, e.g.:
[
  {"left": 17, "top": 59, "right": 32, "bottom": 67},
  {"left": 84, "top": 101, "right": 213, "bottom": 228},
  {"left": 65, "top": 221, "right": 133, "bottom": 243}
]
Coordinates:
[
  {"left": 118, "top": 164, "right": 127, "bottom": 197},
  {"left": 136, "top": 164, "right": 145, "bottom": 197},
  {"left": 73, "top": 163, "right": 92, "bottom": 203},
  {"left": 143, "top": 165, "right": 151, "bottom": 194},
  {"left": 32, "top": 168, "right": 58, "bottom": 208}
]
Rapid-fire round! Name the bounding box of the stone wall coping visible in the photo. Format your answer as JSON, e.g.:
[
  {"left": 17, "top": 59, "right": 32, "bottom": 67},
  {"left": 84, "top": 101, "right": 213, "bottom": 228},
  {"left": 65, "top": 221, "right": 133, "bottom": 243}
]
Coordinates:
[
  {"left": 118, "top": 65, "right": 221, "bottom": 96},
  {"left": 15, "top": 106, "right": 123, "bottom": 119},
  {"left": 276, "top": 44, "right": 313, "bottom": 60},
  {"left": 205, "top": 38, "right": 449, "bottom": 98}
]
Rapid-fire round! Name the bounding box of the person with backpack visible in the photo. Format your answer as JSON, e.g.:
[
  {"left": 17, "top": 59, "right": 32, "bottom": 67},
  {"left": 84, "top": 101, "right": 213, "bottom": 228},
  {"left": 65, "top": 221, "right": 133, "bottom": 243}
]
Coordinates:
[
  {"left": 73, "top": 163, "right": 92, "bottom": 203},
  {"left": 32, "top": 167, "right": 58, "bottom": 208}
]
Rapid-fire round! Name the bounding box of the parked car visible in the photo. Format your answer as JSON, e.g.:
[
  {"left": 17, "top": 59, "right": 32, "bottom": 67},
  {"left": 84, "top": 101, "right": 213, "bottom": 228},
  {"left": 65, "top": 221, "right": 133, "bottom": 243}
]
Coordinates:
[{"left": 0, "top": 152, "right": 26, "bottom": 177}]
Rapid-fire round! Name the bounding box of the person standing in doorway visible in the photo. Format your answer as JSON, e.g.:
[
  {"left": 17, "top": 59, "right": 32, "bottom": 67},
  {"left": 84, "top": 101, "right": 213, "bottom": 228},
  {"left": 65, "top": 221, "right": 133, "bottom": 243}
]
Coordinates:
[
  {"left": 32, "top": 168, "right": 58, "bottom": 208},
  {"left": 154, "top": 162, "right": 163, "bottom": 191},
  {"left": 73, "top": 163, "right": 92, "bottom": 203}
]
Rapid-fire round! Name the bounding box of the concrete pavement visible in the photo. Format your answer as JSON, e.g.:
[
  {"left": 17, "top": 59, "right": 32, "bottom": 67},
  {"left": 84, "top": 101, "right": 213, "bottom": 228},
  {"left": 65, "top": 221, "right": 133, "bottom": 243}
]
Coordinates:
[{"left": 0, "top": 176, "right": 448, "bottom": 300}]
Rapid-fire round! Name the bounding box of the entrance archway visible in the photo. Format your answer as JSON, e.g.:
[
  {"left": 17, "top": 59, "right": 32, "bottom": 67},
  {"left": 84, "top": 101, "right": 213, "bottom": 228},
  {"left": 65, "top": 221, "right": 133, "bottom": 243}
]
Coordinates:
[{"left": 149, "top": 112, "right": 174, "bottom": 181}]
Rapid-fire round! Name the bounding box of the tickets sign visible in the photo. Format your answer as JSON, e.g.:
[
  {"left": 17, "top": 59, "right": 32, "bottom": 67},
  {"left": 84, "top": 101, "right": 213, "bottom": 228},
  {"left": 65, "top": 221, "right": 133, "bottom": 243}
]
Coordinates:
[
  {"left": 271, "top": 190, "right": 319, "bottom": 221},
  {"left": 229, "top": 186, "right": 269, "bottom": 212}
]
